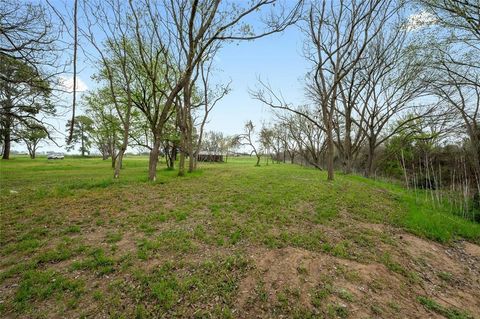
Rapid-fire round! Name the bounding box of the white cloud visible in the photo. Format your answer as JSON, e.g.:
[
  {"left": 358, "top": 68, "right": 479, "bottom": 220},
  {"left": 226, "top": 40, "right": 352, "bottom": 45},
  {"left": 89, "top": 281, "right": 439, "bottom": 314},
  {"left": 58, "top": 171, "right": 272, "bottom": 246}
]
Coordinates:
[
  {"left": 405, "top": 11, "right": 437, "bottom": 31},
  {"left": 59, "top": 76, "right": 88, "bottom": 93}
]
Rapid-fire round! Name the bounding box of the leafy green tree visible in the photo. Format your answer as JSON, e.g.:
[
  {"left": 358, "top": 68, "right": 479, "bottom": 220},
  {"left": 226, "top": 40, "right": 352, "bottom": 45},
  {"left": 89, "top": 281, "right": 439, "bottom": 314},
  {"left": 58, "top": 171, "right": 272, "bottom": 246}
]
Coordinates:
[
  {"left": 66, "top": 115, "right": 94, "bottom": 156},
  {"left": 18, "top": 122, "right": 48, "bottom": 159},
  {"left": 83, "top": 89, "right": 123, "bottom": 166},
  {"left": 380, "top": 115, "right": 438, "bottom": 183},
  {"left": 0, "top": 54, "right": 54, "bottom": 159}
]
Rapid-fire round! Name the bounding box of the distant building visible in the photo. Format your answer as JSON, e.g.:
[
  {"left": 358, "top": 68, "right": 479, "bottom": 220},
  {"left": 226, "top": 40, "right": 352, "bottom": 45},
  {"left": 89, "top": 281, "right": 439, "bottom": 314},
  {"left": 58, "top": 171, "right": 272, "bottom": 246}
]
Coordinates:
[{"left": 197, "top": 153, "right": 224, "bottom": 162}]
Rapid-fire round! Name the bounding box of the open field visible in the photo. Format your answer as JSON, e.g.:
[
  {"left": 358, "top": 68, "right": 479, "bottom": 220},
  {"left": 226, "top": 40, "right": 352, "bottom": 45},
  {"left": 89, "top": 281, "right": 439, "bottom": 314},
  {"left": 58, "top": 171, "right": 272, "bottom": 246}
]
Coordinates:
[{"left": 1, "top": 156, "right": 479, "bottom": 318}]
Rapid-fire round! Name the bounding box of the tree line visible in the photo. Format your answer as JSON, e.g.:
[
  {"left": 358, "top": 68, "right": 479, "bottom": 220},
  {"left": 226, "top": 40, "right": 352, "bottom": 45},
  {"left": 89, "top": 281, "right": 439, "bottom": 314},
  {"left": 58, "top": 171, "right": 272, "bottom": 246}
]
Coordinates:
[
  {"left": 1, "top": 0, "right": 478, "bottom": 216},
  {"left": 246, "top": 0, "right": 480, "bottom": 220},
  {"left": 0, "top": 0, "right": 302, "bottom": 179}
]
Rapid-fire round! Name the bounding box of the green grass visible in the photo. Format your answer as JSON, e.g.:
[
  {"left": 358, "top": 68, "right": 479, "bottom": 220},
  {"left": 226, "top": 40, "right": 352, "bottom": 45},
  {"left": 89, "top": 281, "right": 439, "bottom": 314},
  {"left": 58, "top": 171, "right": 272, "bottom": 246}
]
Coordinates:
[
  {"left": 348, "top": 175, "right": 480, "bottom": 243},
  {"left": 417, "top": 296, "right": 474, "bottom": 319},
  {"left": 71, "top": 248, "right": 116, "bottom": 276},
  {"left": 14, "top": 269, "right": 84, "bottom": 312},
  {"left": 0, "top": 155, "right": 479, "bottom": 317}
]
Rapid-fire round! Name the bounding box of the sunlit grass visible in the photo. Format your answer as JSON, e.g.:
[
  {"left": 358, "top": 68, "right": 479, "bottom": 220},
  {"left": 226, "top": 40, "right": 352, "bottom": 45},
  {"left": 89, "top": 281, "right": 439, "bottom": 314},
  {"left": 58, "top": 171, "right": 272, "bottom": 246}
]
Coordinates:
[{"left": 0, "top": 155, "right": 479, "bottom": 317}]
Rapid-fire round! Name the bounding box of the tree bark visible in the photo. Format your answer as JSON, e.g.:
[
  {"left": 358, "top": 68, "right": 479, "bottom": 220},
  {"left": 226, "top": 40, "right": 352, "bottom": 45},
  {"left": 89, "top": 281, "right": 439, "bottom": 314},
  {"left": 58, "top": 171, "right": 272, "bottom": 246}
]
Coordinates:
[
  {"left": 170, "top": 144, "right": 177, "bottom": 169},
  {"left": 256, "top": 155, "right": 261, "bottom": 166},
  {"left": 2, "top": 126, "right": 11, "bottom": 160},
  {"left": 114, "top": 119, "right": 130, "bottom": 179},
  {"left": 111, "top": 151, "right": 116, "bottom": 169},
  {"left": 326, "top": 124, "right": 334, "bottom": 181},
  {"left": 80, "top": 126, "right": 85, "bottom": 157},
  {"left": 29, "top": 145, "right": 36, "bottom": 159},
  {"left": 188, "top": 148, "right": 195, "bottom": 172},
  {"left": 178, "top": 151, "right": 186, "bottom": 176},
  {"left": 164, "top": 145, "right": 171, "bottom": 169},
  {"left": 364, "top": 138, "right": 376, "bottom": 178},
  {"left": 187, "top": 114, "right": 195, "bottom": 173},
  {"left": 343, "top": 115, "right": 353, "bottom": 174},
  {"left": 113, "top": 148, "right": 125, "bottom": 179},
  {"left": 148, "top": 138, "right": 161, "bottom": 181}
]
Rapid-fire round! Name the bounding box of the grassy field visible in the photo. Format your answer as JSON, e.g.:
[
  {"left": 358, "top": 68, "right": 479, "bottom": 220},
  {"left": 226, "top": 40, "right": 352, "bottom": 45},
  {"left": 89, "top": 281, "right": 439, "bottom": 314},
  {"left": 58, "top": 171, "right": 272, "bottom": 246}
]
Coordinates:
[{"left": 1, "top": 156, "right": 479, "bottom": 318}]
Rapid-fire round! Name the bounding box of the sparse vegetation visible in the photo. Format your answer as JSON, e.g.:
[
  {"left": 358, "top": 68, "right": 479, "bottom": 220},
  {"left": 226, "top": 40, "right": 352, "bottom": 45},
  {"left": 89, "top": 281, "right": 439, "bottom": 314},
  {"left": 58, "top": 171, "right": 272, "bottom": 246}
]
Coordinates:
[
  {"left": 1, "top": 0, "right": 479, "bottom": 317},
  {"left": 417, "top": 296, "right": 474, "bottom": 319},
  {"left": 1, "top": 156, "right": 479, "bottom": 317}
]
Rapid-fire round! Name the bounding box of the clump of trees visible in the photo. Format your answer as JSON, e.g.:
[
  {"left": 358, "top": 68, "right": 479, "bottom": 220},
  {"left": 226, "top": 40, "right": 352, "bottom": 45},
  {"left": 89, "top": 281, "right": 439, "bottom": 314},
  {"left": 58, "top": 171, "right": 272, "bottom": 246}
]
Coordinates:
[
  {"left": 250, "top": 0, "right": 480, "bottom": 220},
  {"left": 1, "top": 0, "right": 66, "bottom": 159},
  {"left": 1, "top": 0, "right": 302, "bottom": 178},
  {"left": 0, "top": 54, "right": 55, "bottom": 159},
  {"left": 2, "top": 0, "right": 478, "bottom": 220},
  {"left": 77, "top": 0, "right": 302, "bottom": 180}
]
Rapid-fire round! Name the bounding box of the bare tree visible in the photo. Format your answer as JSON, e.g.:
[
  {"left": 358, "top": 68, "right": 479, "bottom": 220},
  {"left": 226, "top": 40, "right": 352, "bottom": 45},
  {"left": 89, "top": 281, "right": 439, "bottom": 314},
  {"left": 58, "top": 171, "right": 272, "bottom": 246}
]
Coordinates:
[
  {"left": 253, "top": 0, "right": 400, "bottom": 180},
  {"left": 354, "top": 22, "right": 432, "bottom": 177},
  {"left": 239, "top": 121, "right": 261, "bottom": 166},
  {"left": 251, "top": 83, "right": 327, "bottom": 168},
  {"left": 191, "top": 55, "right": 231, "bottom": 171},
  {"left": 272, "top": 119, "right": 299, "bottom": 164},
  {"left": 164, "top": 0, "right": 303, "bottom": 177},
  {"left": 419, "top": 0, "right": 480, "bottom": 42},
  {"left": 0, "top": 0, "right": 59, "bottom": 76},
  {"left": 303, "top": 0, "right": 400, "bottom": 180},
  {"left": 430, "top": 58, "right": 480, "bottom": 189},
  {"left": 81, "top": 0, "right": 135, "bottom": 178}
]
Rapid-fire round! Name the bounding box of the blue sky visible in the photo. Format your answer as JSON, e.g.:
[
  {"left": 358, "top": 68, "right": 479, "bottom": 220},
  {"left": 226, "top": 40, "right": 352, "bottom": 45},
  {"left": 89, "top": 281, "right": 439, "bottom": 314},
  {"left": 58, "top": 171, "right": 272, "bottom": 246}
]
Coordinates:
[
  {"left": 27, "top": 1, "right": 310, "bottom": 153},
  {"left": 17, "top": 1, "right": 428, "bottom": 153},
  {"left": 77, "top": 23, "right": 309, "bottom": 135},
  {"left": 201, "top": 26, "right": 309, "bottom": 135}
]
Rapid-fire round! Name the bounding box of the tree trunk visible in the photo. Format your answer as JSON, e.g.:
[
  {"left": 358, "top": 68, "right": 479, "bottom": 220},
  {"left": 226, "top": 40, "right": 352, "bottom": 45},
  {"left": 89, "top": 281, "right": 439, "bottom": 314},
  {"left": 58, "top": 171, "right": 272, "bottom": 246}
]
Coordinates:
[
  {"left": 114, "top": 148, "right": 125, "bottom": 179},
  {"left": 342, "top": 103, "right": 354, "bottom": 174},
  {"left": 178, "top": 151, "right": 185, "bottom": 176},
  {"left": 169, "top": 145, "right": 176, "bottom": 169},
  {"left": 81, "top": 128, "right": 85, "bottom": 157},
  {"left": 148, "top": 138, "right": 161, "bottom": 181},
  {"left": 188, "top": 151, "right": 195, "bottom": 172},
  {"left": 187, "top": 134, "right": 194, "bottom": 173},
  {"left": 364, "top": 140, "right": 375, "bottom": 178},
  {"left": 323, "top": 92, "right": 335, "bottom": 181},
  {"left": 111, "top": 151, "right": 116, "bottom": 169},
  {"left": 256, "top": 155, "right": 261, "bottom": 166},
  {"left": 165, "top": 145, "right": 171, "bottom": 169},
  {"left": 326, "top": 121, "right": 334, "bottom": 181},
  {"left": 343, "top": 133, "right": 352, "bottom": 174},
  {"left": 114, "top": 122, "right": 130, "bottom": 179},
  {"left": 178, "top": 121, "right": 187, "bottom": 176},
  {"left": 2, "top": 127, "right": 11, "bottom": 160}
]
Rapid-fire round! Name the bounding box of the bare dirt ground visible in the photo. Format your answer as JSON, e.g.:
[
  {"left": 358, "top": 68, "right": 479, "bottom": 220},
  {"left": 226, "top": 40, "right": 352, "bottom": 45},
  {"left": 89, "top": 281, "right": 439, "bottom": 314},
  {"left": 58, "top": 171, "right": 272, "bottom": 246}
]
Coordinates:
[{"left": 235, "top": 232, "right": 480, "bottom": 318}]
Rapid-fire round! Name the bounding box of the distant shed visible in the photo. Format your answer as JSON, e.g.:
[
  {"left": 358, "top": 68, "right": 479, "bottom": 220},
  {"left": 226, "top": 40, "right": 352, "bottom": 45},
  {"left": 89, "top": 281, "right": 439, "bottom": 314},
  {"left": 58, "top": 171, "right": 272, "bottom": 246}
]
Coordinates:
[{"left": 197, "top": 153, "right": 224, "bottom": 162}]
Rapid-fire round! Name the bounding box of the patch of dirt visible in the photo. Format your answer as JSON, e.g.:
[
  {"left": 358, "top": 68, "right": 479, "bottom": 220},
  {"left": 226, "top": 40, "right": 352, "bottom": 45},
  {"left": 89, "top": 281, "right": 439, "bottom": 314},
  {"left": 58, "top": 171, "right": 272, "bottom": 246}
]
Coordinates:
[
  {"left": 235, "top": 239, "right": 480, "bottom": 318},
  {"left": 355, "top": 221, "right": 388, "bottom": 233},
  {"left": 113, "top": 232, "right": 138, "bottom": 253},
  {"left": 463, "top": 242, "right": 480, "bottom": 258},
  {"left": 400, "top": 233, "right": 465, "bottom": 274}
]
